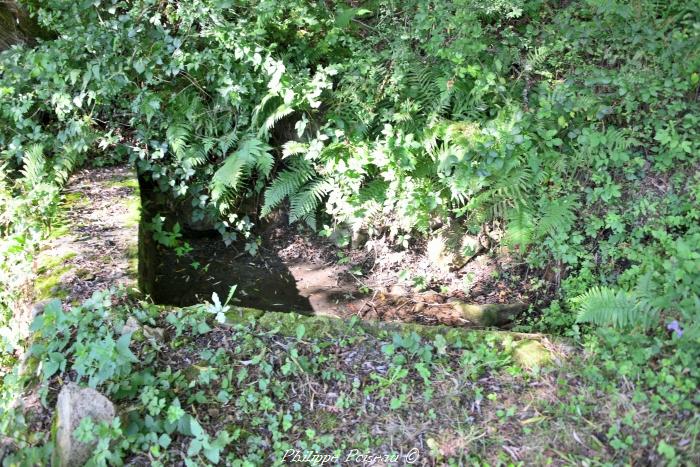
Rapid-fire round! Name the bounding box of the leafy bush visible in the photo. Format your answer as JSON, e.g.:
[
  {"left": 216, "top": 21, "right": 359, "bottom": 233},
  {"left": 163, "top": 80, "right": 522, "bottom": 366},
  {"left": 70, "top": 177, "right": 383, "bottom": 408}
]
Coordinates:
[{"left": 1, "top": 0, "right": 699, "bottom": 330}]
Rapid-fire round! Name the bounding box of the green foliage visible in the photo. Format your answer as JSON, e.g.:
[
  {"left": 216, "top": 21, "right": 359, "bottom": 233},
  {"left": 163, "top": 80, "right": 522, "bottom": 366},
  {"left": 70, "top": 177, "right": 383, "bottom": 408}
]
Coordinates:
[
  {"left": 0, "top": 0, "right": 698, "bottom": 356},
  {"left": 211, "top": 137, "right": 274, "bottom": 211},
  {"left": 261, "top": 157, "right": 316, "bottom": 219},
  {"left": 1, "top": 2, "right": 699, "bottom": 463},
  {"left": 574, "top": 286, "right": 658, "bottom": 330},
  {"left": 0, "top": 290, "right": 530, "bottom": 465}
]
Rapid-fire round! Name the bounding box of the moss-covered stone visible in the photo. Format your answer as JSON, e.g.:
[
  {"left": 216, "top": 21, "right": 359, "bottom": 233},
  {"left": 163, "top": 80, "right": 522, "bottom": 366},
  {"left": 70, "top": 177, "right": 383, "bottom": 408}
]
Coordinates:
[
  {"left": 124, "top": 196, "right": 141, "bottom": 228},
  {"left": 114, "top": 176, "right": 141, "bottom": 229},
  {"left": 512, "top": 340, "right": 551, "bottom": 368},
  {"left": 450, "top": 301, "right": 527, "bottom": 326},
  {"left": 127, "top": 244, "right": 139, "bottom": 279},
  {"left": 107, "top": 177, "right": 140, "bottom": 190},
  {"left": 224, "top": 306, "right": 556, "bottom": 364},
  {"left": 63, "top": 192, "right": 88, "bottom": 207},
  {"left": 35, "top": 251, "right": 77, "bottom": 299},
  {"left": 75, "top": 269, "right": 96, "bottom": 281}
]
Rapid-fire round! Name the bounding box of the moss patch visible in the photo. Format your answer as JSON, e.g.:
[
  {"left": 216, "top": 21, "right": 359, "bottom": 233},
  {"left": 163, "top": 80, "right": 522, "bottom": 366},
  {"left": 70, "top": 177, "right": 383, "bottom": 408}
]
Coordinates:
[
  {"left": 127, "top": 244, "right": 139, "bottom": 279},
  {"left": 107, "top": 177, "right": 139, "bottom": 190},
  {"left": 47, "top": 223, "right": 71, "bottom": 241},
  {"left": 63, "top": 192, "right": 88, "bottom": 207},
  {"left": 35, "top": 264, "right": 73, "bottom": 299},
  {"left": 47, "top": 193, "right": 86, "bottom": 241},
  {"left": 36, "top": 251, "right": 76, "bottom": 275},
  {"left": 512, "top": 339, "right": 552, "bottom": 368},
  {"left": 35, "top": 251, "right": 77, "bottom": 299},
  {"left": 312, "top": 412, "right": 340, "bottom": 432},
  {"left": 123, "top": 195, "right": 141, "bottom": 228}
]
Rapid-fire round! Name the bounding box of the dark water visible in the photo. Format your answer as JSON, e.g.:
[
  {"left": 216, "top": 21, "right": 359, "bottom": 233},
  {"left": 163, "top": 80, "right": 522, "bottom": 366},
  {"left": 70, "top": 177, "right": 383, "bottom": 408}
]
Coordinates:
[
  {"left": 137, "top": 175, "right": 312, "bottom": 312},
  {"left": 149, "top": 237, "right": 312, "bottom": 312}
]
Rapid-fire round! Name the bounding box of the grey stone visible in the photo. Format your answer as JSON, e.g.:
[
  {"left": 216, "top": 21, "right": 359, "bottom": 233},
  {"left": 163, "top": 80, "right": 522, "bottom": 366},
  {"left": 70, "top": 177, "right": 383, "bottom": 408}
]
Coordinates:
[
  {"left": 53, "top": 383, "right": 115, "bottom": 467},
  {"left": 121, "top": 316, "right": 140, "bottom": 335},
  {"left": 351, "top": 228, "right": 369, "bottom": 249}
]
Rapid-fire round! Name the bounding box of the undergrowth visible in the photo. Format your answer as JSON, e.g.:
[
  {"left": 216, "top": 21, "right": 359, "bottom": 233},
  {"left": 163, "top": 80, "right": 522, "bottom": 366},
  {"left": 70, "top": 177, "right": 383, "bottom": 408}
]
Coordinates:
[
  {"left": 0, "top": 0, "right": 699, "bottom": 464},
  {"left": 1, "top": 290, "right": 698, "bottom": 465},
  {"left": 1, "top": 0, "right": 698, "bottom": 330}
]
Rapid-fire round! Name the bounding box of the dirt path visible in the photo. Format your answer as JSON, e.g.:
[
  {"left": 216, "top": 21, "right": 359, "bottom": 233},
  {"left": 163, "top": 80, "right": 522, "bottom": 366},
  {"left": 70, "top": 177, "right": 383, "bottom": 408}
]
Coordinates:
[{"left": 33, "top": 165, "right": 139, "bottom": 305}]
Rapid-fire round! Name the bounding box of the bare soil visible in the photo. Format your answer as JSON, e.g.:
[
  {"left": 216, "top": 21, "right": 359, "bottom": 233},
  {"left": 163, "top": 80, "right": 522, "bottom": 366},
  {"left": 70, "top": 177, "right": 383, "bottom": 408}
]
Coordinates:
[{"left": 34, "top": 165, "right": 138, "bottom": 306}]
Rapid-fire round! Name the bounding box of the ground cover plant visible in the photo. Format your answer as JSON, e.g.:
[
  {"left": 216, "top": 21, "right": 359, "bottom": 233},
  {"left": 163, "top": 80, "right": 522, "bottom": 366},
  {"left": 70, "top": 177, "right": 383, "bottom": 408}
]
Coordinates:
[{"left": 0, "top": 0, "right": 699, "bottom": 464}]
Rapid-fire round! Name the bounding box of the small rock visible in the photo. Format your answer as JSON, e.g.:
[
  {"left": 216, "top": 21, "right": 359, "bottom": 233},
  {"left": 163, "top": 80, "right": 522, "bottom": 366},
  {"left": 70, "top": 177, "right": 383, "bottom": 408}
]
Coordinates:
[
  {"left": 389, "top": 285, "right": 409, "bottom": 297},
  {"left": 420, "top": 292, "right": 444, "bottom": 304},
  {"left": 121, "top": 316, "right": 140, "bottom": 335},
  {"left": 53, "top": 383, "right": 115, "bottom": 467},
  {"left": 413, "top": 302, "right": 426, "bottom": 313},
  {"left": 143, "top": 325, "right": 165, "bottom": 342},
  {"left": 0, "top": 436, "right": 15, "bottom": 463},
  {"left": 351, "top": 228, "right": 369, "bottom": 249}
]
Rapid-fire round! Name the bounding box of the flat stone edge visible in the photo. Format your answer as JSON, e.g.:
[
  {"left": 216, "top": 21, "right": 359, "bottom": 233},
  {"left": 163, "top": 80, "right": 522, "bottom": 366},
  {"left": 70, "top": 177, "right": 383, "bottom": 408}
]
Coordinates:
[{"left": 223, "top": 306, "right": 561, "bottom": 368}]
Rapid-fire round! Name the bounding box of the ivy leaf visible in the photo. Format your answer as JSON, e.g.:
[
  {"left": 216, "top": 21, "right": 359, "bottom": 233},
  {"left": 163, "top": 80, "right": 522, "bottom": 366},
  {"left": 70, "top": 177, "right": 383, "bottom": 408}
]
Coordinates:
[
  {"left": 189, "top": 417, "right": 205, "bottom": 438},
  {"left": 158, "top": 433, "right": 171, "bottom": 448},
  {"left": 296, "top": 324, "right": 305, "bottom": 341},
  {"left": 203, "top": 446, "right": 220, "bottom": 464},
  {"left": 187, "top": 438, "right": 202, "bottom": 457},
  {"left": 44, "top": 352, "right": 65, "bottom": 379},
  {"left": 434, "top": 335, "right": 447, "bottom": 355},
  {"left": 133, "top": 60, "right": 146, "bottom": 74}
]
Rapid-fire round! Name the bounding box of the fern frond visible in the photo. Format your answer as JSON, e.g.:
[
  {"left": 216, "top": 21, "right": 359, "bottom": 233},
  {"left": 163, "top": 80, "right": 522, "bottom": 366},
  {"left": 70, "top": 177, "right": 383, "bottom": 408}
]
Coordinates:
[
  {"left": 211, "top": 155, "right": 247, "bottom": 201},
  {"left": 261, "top": 158, "right": 315, "bottom": 217},
  {"left": 20, "top": 145, "right": 46, "bottom": 184},
  {"left": 218, "top": 131, "right": 238, "bottom": 156},
  {"left": 167, "top": 123, "right": 190, "bottom": 159},
  {"left": 184, "top": 145, "right": 208, "bottom": 169},
  {"left": 254, "top": 151, "right": 274, "bottom": 179},
  {"left": 282, "top": 141, "right": 308, "bottom": 158},
  {"left": 536, "top": 197, "right": 575, "bottom": 237},
  {"left": 289, "top": 178, "right": 332, "bottom": 224},
  {"left": 574, "top": 286, "right": 656, "bottom": 329},
  {"left": 53, "top": 149, "right": 80, "bottom": 185},
  {"left": 258, "top": 103, "right": 294, "bottom": 138},
  {"left": 525, "top": 46, "right": 548, "bottom": 72},
  {"left": 211, "top": 137, "right": 273, "bottom": 202},
  {"left": 502, "top": 206, "right": 535, "bottom": 251}
]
